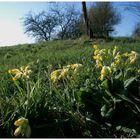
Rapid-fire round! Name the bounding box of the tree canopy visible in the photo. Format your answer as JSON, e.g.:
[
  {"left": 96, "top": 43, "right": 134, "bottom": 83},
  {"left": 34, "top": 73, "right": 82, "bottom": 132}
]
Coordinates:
[{"left": 89, "top": 2, "right": 121, "bottom": 38}]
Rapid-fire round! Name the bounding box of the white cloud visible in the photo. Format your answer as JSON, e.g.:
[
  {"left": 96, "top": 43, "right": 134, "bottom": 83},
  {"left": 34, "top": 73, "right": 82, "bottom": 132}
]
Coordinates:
[{"left": 0, "top": 18, "right": 34, "bottom": 47}]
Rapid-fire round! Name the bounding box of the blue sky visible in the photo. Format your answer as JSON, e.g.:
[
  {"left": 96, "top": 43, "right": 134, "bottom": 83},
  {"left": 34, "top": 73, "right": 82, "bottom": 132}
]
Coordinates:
[{"left": 0, "top": 2, "right": 139, "bottom": 46}]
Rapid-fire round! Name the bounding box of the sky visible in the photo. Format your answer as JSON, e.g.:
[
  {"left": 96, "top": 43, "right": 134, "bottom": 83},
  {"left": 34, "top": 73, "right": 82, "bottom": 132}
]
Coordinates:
[
  {"left": 0, "top": 2, "right": 139, "bottom": 47},
  {"left": 0, "top": 2, "right": 48, "bottom": 47}
]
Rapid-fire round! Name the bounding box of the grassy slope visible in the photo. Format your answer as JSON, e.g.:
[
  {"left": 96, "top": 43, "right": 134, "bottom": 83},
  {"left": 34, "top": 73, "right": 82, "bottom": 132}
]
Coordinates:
[
  {"left": 0, "top": 39, "right": 140, "bottom": 70},
  {"left": 0, "top": 38, "right": 140, "bottom": 138}
]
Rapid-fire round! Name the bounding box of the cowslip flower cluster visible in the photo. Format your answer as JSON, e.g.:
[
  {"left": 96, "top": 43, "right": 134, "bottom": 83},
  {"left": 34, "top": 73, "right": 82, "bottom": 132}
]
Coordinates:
[
  {"left": 92, "top": 45, "right": 139, "bottom": 81},
  {"left": 50, "top": 64, "right": 82, "bottom": 83},
  {"left": 8, "top": 65, "right": 32, "bottom": 81},
  {"left": 126, "top": 51, "right": 138, "bottom": 64},
  {"left": 14, "top": 117, "right": 31, "bottom": 137},
  {"left": 93, "top": 45, "right": 106, "bottom": 68}
]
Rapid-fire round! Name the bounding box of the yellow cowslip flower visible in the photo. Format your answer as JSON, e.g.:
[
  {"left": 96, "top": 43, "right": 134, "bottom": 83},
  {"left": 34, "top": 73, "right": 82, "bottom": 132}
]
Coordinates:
[
  {"left": 123, "top": 52, "right": 129, "bottom": 57},
  {"left": 50, "top": 64, "right": 82, "bottom": 83},
  {"left": 99, "top": 49, "right": 106, "bottom": 55},
  {"left": 113, "top": 46, "right": 118, "bottom": 56},
  {"left": 8, "top": 65, "right": 32, "bottom": 80},
  {"left": 115, "top": 60, "right": 120, "bottom": 65},
  {"left": 93, "top": 54, "right": 103, "bottom": 61},
  {"left": 127, "top": 51, "right": 138, "bottom": 64},
  {"left": 93, "top": 44, "right": 98, "bottom": 49},
  {"left": 65, "top": 64, "right": 83, "bottom": 74},
  {"left": 66, "top": 64, "right": 82, "bottom": 70},
  {"left": 100, "top": 75, "right": 104, "bottom": 81},
  {"left": 12, "top": 77, "right": 18, "bottom": 81},
  {"left": 50, "top": 69, "right": 62, "bottom": 83},
  {"left": 20, "top": 66, "right": 28, "bottom": 71},
  {"left": 111, "top": 61, "right": 120, "bottom": 69},
  {"left": 100, "top": 66, "right": 112, "bottom": 81},
  {"left": 14, "top": 117, "right": 28, "bottom": 126},
  {"left": 137, "top": 69, "right": 140, "bottom": 73},
  {"left": 97, "top": 55, "right": 103, "bottom": 61},
  {"left": 95, "top": 62, "right": 102, "bottom": 68},
  {"left": 20, "top": 66, "right": 32, "bottom": 78},
  {"left": 14, "top": 126, "right": 22, "bottom": 137},
  {"left": 94, "top": 49, "right": 99, "bottom": 55},
  {"left": 93, "top": 56, "right": 97, "bottom": 60},
  {"left": 14, "top": 117, "right": 31, "bottom": 137},
  {"left": 8, "top": 69, "right": 12, "bottom": 74},
  {"left": 128, "top": 51, "right": 138, "bottom": 58},
  {"left": 101, "top": 66, "right": 111, "bottom": 75},
  {"left": 130, "top": 51, "right": 138, "bottom": 55},
  {"left": 59, "top": 68, "right": 69, "bottom": 79},
  {"left": 8, "top": 69, "right": 21, "bottom": 75},
  {"left": 114, "top": 52, "right": 121, "bottom": 60},
  {"left": 111, "top": 62, "right": 115, "bottom": 68},
  {"left": 95, "top": 59, "right": 102, "bottom": 65},
  {"left": 130, "top": 58, "right": 136, "bottom": 64}
]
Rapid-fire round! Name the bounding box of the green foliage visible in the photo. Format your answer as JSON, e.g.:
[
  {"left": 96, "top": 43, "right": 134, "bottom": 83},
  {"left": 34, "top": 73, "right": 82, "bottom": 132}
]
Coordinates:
[
  {"left": 0, "top": 39, "right": 140, "bottom": 138},
  {"left": 89, "top": 2, "right": 121, "bottom": 38}
]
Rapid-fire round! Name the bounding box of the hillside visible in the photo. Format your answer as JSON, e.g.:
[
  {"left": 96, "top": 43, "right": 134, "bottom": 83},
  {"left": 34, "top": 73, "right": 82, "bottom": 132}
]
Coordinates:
[{"left": 0, "top": 38, "right": 140, "bottom": 138}]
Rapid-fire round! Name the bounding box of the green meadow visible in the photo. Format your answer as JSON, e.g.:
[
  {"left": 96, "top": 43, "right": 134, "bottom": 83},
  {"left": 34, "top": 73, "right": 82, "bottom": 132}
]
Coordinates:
[{"left": 0, "top": 38, "right": 140, "bottom": 138}]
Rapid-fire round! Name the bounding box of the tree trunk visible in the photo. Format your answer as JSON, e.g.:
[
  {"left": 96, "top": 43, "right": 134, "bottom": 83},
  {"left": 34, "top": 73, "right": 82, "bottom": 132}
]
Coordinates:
[{"left": 82, "top": 2, "right": 93, "bottom": 39}]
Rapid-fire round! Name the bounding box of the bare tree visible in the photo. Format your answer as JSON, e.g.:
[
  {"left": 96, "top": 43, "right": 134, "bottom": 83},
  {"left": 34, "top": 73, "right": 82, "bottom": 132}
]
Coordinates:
[
  {"left": 23, "top": 11, "right": 57, "bottom": 41},
  {"left": 50, "top": 3, "right": 80, "bottom": 39}
]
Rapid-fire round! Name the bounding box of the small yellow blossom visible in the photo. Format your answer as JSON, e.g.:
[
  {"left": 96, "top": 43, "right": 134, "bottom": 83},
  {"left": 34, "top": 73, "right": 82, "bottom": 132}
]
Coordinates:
[
  {"left": 66, "top": 64, "right": 82, "bottom": 70},
  {"left": 12, "top": 77, "right": 18, "bottom": 81},
  {"left": 14, "top": 117, "right": 31, "bottom": 137},
  {"left": 9, "top": 69, "right": 21, "bottom": 75},
  {"left": 14, "top": 117, "right": 28, "bottom": 126},
  {"left": 137, "top": 69, "right": 140, "bottom": 73},
  {"left": 95, "top": 63, "right": 102, "bottom": 68},
  {"left": 114, "top": 53, "right": 121, "bottom": 60},
  {"left": 93, "top": 44, "right": 98, "bottom": 49},
  {"left": 64, "top": 64, "right": 82, "bottom": 74},
  {"left": 8, "top": 69, "right": 12, "bottom": 74},
  {"left": 127, "top": 51, "right": 138, "bottom": 64},
  {"left": 123, "top": 52, "right": 129, "bottom": 57},
  {"left": 14, "top": 126, "right": 22, "bottom": 137},
  {"left": 50, "top": 69, "right": 62, "bottom": 83},
  {"left": 94, "top": 49, "right": 99, "bottom": 55},
  {"left": 93, "top": 56, "right": 97, "bottom": 60},
  {"left": 100, "top": 66, "right": 112, "bottom": 81},
  {"left": 100, "top": 75, "right": 104, "bottom": 81},
  {"left": 59, "top": 68, "right": 69, "bottom": 79},
  {"left": 99, "top": 49, "right": 106, "bottom": 55},
  {"left": 20, "top": 66, "right": 27, "bottom": 71}
]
